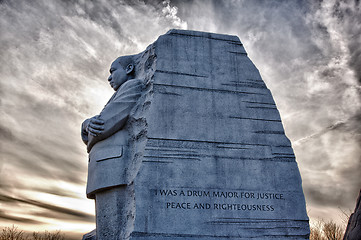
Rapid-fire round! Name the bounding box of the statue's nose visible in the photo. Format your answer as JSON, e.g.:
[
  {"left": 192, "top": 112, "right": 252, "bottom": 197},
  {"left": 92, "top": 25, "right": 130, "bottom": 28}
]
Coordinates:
[{"left": 108, "top": 75, "right": 112, "bottom": 81}]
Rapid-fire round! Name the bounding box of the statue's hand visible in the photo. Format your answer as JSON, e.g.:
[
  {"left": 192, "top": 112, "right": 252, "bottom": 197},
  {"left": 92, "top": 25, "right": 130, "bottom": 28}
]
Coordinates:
[
  {"left": 81, "top": 118, "right": 91, "bottom": 145},
  {"left": 87, "top": 116, "right": 105, "bottom": 137}
]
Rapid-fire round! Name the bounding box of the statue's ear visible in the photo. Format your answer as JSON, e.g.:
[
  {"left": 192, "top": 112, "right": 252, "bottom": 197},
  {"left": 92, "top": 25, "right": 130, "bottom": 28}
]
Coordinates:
[{"left": 126, "top": 64, "right": 134, "bottom": 75}]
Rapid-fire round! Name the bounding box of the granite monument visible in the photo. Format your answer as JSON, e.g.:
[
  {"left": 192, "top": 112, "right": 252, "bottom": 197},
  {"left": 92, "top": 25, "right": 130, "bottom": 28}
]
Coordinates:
[
  {"left": 81, "top": 51, "right": 154, "bottom": 239},
  {"left": 82, "top": 29, "right": 309, "bottom": 239},
  {"left": 344, "top": 189, "right": 361, "bottom": 240}
]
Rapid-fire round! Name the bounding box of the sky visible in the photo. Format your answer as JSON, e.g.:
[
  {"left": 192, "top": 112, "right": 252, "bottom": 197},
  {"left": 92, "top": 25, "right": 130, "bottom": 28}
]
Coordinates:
[{"left": 0, "top": 0, "right": 360, "bottom": 238}]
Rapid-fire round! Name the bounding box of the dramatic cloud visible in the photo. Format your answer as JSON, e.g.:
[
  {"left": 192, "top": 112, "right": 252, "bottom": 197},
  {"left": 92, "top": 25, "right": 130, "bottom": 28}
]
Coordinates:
[
  {"left": 0, "top": 193, "right": 94, "bottom": 222},
  {"left": 0, "top": 0, "right": 359, "bottom": 235}
]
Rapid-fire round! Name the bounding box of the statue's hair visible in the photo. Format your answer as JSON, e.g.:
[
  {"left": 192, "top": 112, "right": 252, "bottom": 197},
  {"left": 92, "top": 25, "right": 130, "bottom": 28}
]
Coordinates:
[{"left": 116, "top": 55, "right": 136, "bottom": 70}]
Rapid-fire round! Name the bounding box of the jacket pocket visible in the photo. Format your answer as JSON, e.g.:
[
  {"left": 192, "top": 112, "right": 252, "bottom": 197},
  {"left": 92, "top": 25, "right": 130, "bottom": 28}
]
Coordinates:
[{"left": 89, "top": 146, "right": 123, "bottom": 162}]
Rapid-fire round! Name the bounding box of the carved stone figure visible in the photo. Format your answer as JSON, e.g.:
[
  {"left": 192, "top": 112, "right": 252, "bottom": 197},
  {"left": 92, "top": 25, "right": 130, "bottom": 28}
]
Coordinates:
[
  {"left": 82, "top": 55, "right": 142, "bottom": 195},
  {"left": 81, "top": 52, "right": 154, "bottom": 239}
]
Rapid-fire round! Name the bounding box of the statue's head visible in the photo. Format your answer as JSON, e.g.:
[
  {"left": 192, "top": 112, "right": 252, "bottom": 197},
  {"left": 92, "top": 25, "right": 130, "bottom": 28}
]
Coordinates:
[{"left": 108, "top": 55, "right": 135, "bottom": 91}]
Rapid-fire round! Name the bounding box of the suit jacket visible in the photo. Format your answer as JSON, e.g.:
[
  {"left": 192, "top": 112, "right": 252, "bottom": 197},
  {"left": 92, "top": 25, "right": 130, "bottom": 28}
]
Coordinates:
[{"left": 85, "top": 78, "right": 143, "bottom": 199}]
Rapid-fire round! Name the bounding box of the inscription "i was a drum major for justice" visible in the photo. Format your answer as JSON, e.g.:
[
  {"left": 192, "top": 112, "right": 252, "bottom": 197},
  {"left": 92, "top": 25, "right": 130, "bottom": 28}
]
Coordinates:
[{"left": 155, "top": 189, "right": 285, "bottom": 200}]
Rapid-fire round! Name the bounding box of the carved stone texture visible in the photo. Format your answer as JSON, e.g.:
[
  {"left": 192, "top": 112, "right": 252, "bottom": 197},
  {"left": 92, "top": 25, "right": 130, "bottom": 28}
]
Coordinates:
[
  {"left": 129, "top": 29, "right": 310, "bottom": 239},
  {"left": 344, "top": 189, "right": 361, "bottom": 240},
  {"left": 81, "top": 46, "right": 155, "bottom": 240}
]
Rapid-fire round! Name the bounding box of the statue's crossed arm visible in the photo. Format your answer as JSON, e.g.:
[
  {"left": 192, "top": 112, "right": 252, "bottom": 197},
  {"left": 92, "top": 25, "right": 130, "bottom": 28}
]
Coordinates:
[{"left": 81, "top": 79, "right": 143, "bottom": 152}]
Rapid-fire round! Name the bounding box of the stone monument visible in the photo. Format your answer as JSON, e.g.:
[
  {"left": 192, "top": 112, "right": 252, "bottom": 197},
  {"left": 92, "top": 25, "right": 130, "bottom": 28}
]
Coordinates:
[
  {"left": 81, "top": 52, "right": 154, "bottom": 239},
  {"left": 344, "top": 189, "right": 361, "bottom": 240},
  {"left": 82, "top": 29, "right": 310, "bottom": 239}
]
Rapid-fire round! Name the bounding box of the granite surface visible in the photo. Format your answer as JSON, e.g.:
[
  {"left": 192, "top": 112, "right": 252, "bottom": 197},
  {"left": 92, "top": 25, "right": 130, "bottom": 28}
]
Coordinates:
[{"left": 128, "top": 29, "right": 310, "bottom": 239}]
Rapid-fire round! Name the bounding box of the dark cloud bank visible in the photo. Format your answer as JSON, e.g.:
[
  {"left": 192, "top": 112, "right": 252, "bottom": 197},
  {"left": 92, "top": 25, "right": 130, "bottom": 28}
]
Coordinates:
[{"left": 0, "top": 0, "right": 360, "bottom": 231}]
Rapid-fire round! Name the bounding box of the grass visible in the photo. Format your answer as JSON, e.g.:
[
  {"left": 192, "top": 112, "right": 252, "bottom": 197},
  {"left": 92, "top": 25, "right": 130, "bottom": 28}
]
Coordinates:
[
  {"left": 310, "top": 220, "right": 345, "bottom": 240},
  {"left": 0, "top": 226, "right": 64, "bottom": 240}
]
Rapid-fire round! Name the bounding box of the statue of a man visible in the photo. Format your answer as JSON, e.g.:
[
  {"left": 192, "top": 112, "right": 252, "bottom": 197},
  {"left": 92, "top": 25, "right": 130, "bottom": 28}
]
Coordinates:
[{"left": 81, "top": 55, "right": 144, "bottom": 240}]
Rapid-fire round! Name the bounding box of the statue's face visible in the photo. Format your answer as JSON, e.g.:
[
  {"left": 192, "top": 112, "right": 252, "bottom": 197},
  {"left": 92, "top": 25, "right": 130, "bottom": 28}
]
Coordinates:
[{"left": 108, "top": 60, "right": 128, "bottom": 91}]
